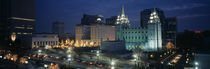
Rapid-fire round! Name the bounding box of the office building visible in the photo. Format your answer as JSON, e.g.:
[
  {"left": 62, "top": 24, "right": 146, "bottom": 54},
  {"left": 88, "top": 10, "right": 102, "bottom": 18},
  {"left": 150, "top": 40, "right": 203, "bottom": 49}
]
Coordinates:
[
  {"left": 75, "top": 24, "right": 91, "bottom": 41},
  {"left": 90, "top": 24, "right": 115, "bottom": 45},
  {"left": 52, "top": 21, "right": 64, "bottom": 35},
  {"left": 106, "top": 16, "right": 117, "bottom": 25},
  {"left": 81, "top": 14, "right": 104, "bottom": 25},
  {"left": 164, "top": 17, "right": 177, "bottom": 45},
  {"left": 75, "top": 24, "right": 115, "bottom": 47}
]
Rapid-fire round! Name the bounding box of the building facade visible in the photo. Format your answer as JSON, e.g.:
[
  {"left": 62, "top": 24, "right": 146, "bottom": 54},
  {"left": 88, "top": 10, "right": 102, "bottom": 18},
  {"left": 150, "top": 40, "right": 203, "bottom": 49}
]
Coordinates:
[
  {"left": 75, "top": 24, "right": 91, "bottom": 41},
  {"left": 32, "top": 33, "right": 59, "bottom": 48},
  {"left": 90, "top": 24, "right": 115, "bottom": 45},
  {"left": 164, "top": 17, "right": 177, "bottom": 45},
  {"left": 116, "top": 7, "right": 162, "bottom": 51},
  {"left": 75, "top": 24, "right": 115, "bottom": 47}
]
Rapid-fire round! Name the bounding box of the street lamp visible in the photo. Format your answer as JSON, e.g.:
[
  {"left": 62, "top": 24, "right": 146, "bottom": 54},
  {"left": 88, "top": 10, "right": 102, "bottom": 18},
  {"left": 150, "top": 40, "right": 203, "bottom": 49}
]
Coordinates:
[
  {"left": 25, "top": 61, "right": 28, "bottom": 64},
  {"left": 96, "top": 50, "right": 100, "bottom": 63},
  {"left": 111, "top": 61, "right": 115, "bottom": 66},
  {"left": 67, "top": 54, "right": 71, "bottom": 68},
  {"left": 195, "top": 62, "right": 199, "bottom": 66},
  {"left": 133, "top": 54, "right": 137, "bottom": 69},
  {"left": 38, "top": 50, "right": 42, "bottom": 55},
  {"left": 111, "top": 61, "right": 115, "bottom": 69},
  {"left": 44, "top": 64, "right": 48, "bottom": 69},
  {"left": 194, "top": 62, "right": 199, "bottom": 69}
]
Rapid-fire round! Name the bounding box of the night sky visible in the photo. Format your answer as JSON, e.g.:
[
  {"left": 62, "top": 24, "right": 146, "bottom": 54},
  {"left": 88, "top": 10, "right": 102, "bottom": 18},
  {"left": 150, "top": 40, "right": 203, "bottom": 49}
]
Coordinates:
[{"left": 36, "top": 0, "right": 210, "bottom": 33}]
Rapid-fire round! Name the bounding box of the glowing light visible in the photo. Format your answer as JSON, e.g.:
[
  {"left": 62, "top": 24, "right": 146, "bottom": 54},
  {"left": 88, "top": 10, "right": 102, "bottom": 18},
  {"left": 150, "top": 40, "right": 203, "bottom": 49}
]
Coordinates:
[
  {"left": 68, "top": 54, "right": 71, "bottom": 58},
  {"left": 25, "top": 61, "right": 28, "bottom": 64},
  {"left": 68, "top": 58, "right": 71, "bottom": 61},
  {"left": 195, "top": 62, "right": 199, "bottom": 66},
  {"left": 111, "top": 61, "right": 115, "bottom": 66},
  {"left": 150, "top": 54, "right": 154, "bottom": 58},
  {"left": 11, "top": 33, "right": 16, "bottom": 42},
  {"left": 133, "top": 54, "right": 137, "bottom": 58},
  {"left": 10, "top": 17, "right": 35, "bottom": 21},
  {"left": 44, "top": 64, "right": 48, "bottom": 68},
  {"left": 11, "top": 58, "right": 14, "bottom": 60},
  {"left": 111, "top": 66, "right": 115, "bottom": 69},
  {"left": 97, "top": 18, "right": 102, "bottom": 21}
]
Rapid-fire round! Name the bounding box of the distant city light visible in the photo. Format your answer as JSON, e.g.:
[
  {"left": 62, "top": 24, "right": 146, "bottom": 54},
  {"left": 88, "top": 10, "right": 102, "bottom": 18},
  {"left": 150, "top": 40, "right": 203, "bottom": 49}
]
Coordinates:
[
  {"left": 195, "top": 62, "right": 199, "bottom": 66},
  {"left": 38, "top": 50, "right": 42, "bottom": 53},
  {"left": 111, "top": 66, "right": 115, "bottom": 69},
  {"left": 111, "top": 61, "right": 115, "bottom": 66},
  {"left": 25, "top": 61, "right": 28, "bottom": 64},
  {"left": 195, "top": 66, "right": 198, "bottom": 69},
  {"left": 133, "top": 54, "right": 137, "bottom": 58},
  {"left": 44, "top": 64, "right": 48, "bottom": 68},
  {"left": 68, "top": 54, "right": 71, "bottom": 58}
]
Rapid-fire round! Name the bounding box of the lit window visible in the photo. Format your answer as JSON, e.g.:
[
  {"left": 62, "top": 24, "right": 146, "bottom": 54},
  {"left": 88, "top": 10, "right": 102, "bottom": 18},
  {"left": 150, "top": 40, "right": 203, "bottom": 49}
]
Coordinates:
[
  {"left": 17, "top": 32, "right": 21, "bottom": 34},
  {"left": 27, "top": 27, "right": 33, "bottom": 30},
  {"left": 15, "top": 26, "right": 24, "bottom": 29},
  {"left": 10, "top": 17, "right": 35, "bottom": 21}
]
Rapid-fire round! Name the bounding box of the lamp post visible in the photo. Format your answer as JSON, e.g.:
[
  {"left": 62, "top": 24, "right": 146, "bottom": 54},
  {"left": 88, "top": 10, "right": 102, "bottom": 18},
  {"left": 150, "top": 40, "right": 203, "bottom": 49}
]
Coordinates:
[
  {"left": 133, "top": 54, "right": 137, "bottom": 69},
  {"left": 44, "top": 64, "right": 48, "bottom": 69},
  {"left": 67, "top": 54, "right": 71, "bottom": 68},
  {"left": 195, "top": 62, "right": 199, "bottom": 69},
  {"left": 111, "top": 61, "right": 115, "bottom": 69},
  {"left": 96, "top": 50, "right": 100, "bottom": 63},
  {"left": 38, "top": 50, "right": 42, "bottom": 60}
]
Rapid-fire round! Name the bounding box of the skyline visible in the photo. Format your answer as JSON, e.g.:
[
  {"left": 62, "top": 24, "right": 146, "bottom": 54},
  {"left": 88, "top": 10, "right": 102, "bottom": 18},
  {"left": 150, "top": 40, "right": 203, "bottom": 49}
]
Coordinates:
[{"left": 36, "top": 0, "right": 210, "bottom": 33}]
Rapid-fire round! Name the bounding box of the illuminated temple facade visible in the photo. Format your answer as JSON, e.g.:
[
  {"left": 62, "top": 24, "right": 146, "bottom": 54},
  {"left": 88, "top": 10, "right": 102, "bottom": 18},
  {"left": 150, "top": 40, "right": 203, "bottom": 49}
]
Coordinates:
[{"left": 115, "top": 7, "right": 162, "bottom": 51}]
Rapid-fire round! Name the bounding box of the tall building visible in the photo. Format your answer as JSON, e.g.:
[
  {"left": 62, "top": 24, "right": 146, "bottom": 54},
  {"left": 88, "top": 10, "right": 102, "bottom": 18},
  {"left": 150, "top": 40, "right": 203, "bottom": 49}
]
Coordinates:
[
  {"left": 81, "top": 14, "right": 104, "bottom": 25},
  {"left": 106, "top": 16, "right": 117, "bottom": 25},
  {"left": 164, "top": 17, "right": 177, "bottom": 45},
  {"left": 140, "top": 8, "right": 165, "bottom": 28},
  {"left": 0, "top": 0, "right": 11, "bottom": 49},
  {"left": 52, "top": 21, "right": 64, "bottom": 35},
  {"left": 0, "top": 0, "right": 36, "bottom": 49}
]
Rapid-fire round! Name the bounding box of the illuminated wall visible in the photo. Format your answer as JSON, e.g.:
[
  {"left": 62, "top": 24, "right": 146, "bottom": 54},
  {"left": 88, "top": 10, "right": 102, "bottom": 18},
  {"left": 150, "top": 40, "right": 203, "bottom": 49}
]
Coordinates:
[
  {"left": 75, "top": 24, "right": 115, "bottom": 47},
  {"left": 116, "top": 8, "right": 162, "bottom": 52}
]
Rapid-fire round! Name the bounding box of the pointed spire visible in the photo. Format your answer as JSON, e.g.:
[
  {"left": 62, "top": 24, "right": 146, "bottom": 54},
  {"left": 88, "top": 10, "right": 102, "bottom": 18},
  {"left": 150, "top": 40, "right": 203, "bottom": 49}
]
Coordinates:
[
  {"left": 121, "top": 5, "right": 125, "bottom": 16},
  {"left": 148, "top": 8, "right": 160, "bottom": 23}
]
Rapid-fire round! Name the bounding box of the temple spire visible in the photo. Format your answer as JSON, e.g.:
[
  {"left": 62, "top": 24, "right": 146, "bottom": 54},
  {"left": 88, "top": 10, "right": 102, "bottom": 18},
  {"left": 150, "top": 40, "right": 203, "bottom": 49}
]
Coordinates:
[{"left": 121, "top": 5, "right": 125, "bottom": 16}]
